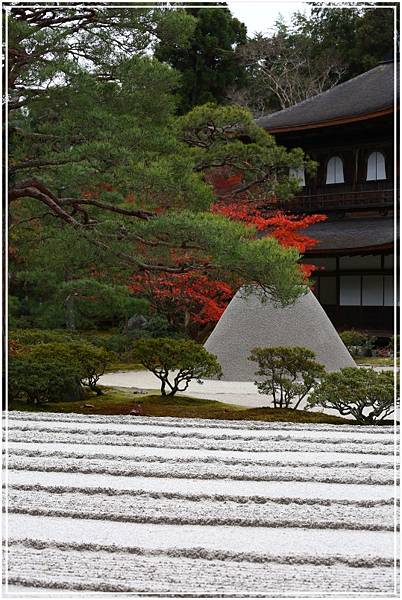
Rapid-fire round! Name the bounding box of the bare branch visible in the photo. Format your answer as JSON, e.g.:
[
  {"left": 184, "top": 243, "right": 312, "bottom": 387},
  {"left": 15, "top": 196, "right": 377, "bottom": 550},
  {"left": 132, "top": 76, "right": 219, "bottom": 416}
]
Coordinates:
[{"left": 237, "top": 33, "right": 346, "bottom": 109}]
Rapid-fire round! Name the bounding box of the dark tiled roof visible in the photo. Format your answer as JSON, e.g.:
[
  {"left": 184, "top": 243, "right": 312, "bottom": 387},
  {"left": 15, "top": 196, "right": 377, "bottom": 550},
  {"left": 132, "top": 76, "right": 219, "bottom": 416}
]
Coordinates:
[
  {"left": 305, "top": 217, "right": 395, "bottom": 252},
  {"left": 256, "top": 62, "right": 397, "bottom": 132}
]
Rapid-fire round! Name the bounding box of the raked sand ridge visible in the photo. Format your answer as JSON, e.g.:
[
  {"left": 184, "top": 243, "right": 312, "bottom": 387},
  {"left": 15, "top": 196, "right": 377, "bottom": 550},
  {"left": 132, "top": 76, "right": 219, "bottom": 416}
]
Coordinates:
[{"left": 2, "top": 411, "right": 400, "bottom": 597}]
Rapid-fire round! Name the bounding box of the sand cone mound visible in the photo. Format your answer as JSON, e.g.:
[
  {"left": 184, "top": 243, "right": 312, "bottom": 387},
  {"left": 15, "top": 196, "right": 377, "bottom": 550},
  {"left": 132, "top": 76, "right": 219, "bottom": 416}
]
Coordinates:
[{"left": 205, "top": 288, "right": 355, "bottom": 381}]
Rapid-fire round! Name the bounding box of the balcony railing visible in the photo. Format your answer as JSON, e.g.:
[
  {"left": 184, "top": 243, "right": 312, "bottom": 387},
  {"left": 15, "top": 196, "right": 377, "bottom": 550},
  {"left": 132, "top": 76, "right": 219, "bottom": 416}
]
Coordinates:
[{"left": 273, "top": 185, "right": 396, "bottom": 213}]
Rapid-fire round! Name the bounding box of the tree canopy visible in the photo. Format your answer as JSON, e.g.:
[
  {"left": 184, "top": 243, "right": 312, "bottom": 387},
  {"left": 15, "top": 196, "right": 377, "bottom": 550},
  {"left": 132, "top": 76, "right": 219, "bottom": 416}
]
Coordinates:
[
  {"left": 132, "top": 338, "right": 222, "bottom": 396},
  {"left": 237, "top": 22, "right": 345, "bottom": 112},
  {"left": 155, "top": 5, "right": 247, "bottom": 113},
  {"left": 234, "top": 4, "right": 395, "bottom": 114},
  {"left": 296, "top": 4, "right": 396, "bottom": 80},
  {"left": 8, "top": 5, "right": 314, "bottom": 332},
  {"left": 308, "top": 368, "right": 396, "bottom": 424}
]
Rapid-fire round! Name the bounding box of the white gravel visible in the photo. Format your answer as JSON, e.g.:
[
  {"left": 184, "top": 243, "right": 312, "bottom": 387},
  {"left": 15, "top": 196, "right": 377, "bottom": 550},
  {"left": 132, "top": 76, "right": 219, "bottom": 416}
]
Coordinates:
[
  {"left": 6, "top": 416, "right": 396, "bottom": 440},
  {"left": 5, "top": 486, "right": 395, "bottom": 530},
  {"left": 6, "top": 411, "right": 394, "bottom": 431},
  {"left": 6, "top": 423, "right": 395, "bottom": 456},
  {"left": 7, "top": 441, "right": 396, "bottom": 464},
  {"left": 3, "top": 542, "right": 396, "bottom": 597},
  {"left": 4, "top": 512, "right": 396, "bottom": 556},
  {"left": 5, "top": 453, "right": 395, "bottom": 485},
  {"left": 6, "top": 470, "right": 396, "bottom": 501},
  {"left": 2, "top": 411, "right": 399, "bottom": 596}
]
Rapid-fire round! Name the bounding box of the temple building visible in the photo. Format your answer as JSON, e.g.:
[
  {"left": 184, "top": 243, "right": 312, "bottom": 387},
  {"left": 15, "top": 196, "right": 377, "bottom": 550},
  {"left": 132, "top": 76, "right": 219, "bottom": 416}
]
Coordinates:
[{"left": 256, "top": 60, "right": 398, "bottom": 337}]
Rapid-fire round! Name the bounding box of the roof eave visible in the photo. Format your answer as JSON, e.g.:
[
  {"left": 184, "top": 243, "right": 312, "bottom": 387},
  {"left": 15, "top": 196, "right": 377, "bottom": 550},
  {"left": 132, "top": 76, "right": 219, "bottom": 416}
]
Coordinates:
[
  {"left": 263, "top": 107, "right": 396, "bottom": 134},
  {"left": 306, "top": 242, "right": 394, "bottom": 256}
]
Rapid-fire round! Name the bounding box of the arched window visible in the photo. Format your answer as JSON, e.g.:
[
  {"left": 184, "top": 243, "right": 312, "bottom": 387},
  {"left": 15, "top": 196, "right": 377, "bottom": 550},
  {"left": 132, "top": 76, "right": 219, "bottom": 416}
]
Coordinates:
[
  {"left": 326, "top": 156, "right": 344, "bottom": 184},
  {"left": 289, "top": 166, "right": 305, "bottom": 187},
  {"left": 366, "top": 151, "right": 386, "bottom": 181}
]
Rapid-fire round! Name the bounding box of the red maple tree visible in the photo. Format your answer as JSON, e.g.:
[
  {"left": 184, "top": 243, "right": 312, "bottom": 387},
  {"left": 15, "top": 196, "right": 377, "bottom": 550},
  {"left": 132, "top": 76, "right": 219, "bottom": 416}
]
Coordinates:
[
  {"left": 212, "top": 199, "right": 326, "bottom": 277},
  {"left": 209, "top": 169, "right": 327, "bottom": 277},
  {"left": 129, "top": 270, "right": 233, "bottom": 337},
  {"left": 129, "top": 172, "right": 326, "bottom": 335}
]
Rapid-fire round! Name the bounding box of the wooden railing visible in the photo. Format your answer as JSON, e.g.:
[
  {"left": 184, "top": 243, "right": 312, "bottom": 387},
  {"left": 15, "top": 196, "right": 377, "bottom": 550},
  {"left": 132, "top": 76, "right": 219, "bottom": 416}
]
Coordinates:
[{"left": 273, "top": 186, "right": 396, "bottom": 213}]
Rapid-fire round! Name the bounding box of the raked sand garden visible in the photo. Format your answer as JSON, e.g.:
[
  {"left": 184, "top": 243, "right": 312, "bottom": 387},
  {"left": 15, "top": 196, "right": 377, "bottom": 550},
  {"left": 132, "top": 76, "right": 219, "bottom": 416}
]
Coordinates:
[{"left": 2, "top": 409, "right": 399, "bottom": 596}]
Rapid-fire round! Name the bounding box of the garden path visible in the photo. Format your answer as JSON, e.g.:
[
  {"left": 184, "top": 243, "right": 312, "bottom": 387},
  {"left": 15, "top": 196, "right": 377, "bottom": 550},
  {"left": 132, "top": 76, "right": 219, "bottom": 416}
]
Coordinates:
[
  {"left": 99, "top": 366, "right": 395, "bottom": 413},
  {"left": 99, "top": 370, "right": 266, "bottom": 407}
]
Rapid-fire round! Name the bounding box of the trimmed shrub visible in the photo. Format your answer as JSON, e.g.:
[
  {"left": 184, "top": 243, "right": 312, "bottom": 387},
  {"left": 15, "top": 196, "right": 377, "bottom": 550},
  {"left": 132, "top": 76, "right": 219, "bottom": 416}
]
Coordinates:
[
  {"left": 30, "top": 342, "right": 114, "bottom": 395},
  {"left": 339, "top": 330, "right": 376, "bottom": 357},
  {"left": 143, "top": 316, "right": 184, "bottom": 339},
  {"left": 69, "top": 342, "right": 114, "bottom": 394},
  {"left": 8, "top": 296, "right": 22, "bottom": 328},
  {"left": 132, "top": 338, "right": 222, "bottom": 396},
  {"left": 104, "top": 334, "right": 133, "bottom": 355},
  {"left": 308, "top": 367, "right": 397, "bottom": 424},
  {"left": 125, "top": 315, "right": 184, "bottom": 340},
  {"left": 9, "top": 354, "right": 82, "bottom": 405},
  {"left": 249, "top": 346, "right": 325, "bottom": 410},
  {"left": 9, "top": 329, "right": 74, "bottom": 347}
]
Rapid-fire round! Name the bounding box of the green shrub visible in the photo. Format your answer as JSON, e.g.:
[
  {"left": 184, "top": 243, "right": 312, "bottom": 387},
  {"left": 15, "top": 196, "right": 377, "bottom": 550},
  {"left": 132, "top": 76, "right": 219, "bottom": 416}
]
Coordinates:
[
  {"left": 249, "top": 346, "right": 325, "bottom": 410},
  {"left": 104, "top": 334, "right": 133, "bottom": 355},
  {"left": 8, "top": 296, "right": 66, "bottom": 329},
  {"left": 30, "top": 341, "right": 114, "bottom": 395},
  {"left": 27, "top": 299, "right": 67, "bottom": 329},
  {"left": 59, "top": 280, "right": 148, "bottom": 330},
  {"left": 132, "top": 338, "right": 222, "bottom": 396},
  {"left": 8, "top": 336, "right": 113, "bottom": 405},
  {"left": 125, "top": 315, "right": 183, "bottom": 340},
  {"left": 9, "top": 329, "right": 74, "bottom": 346},
  {"left": 69, "top": 342, "right": 114, "bottom": 394},
  {"left": 388, "top": 335, "right": 400, "bottom": 356},
  {"left": 308, "top": 367, "right": 397, "bottom": 424},
  {"left": 143, "top": 316, "right": 183, "bottom": 339},
  {"left": 8, "top": 296, "right": 22, "bottom": 328},
  {"left": 8, "top": 354, "right": 82, "bottom": 405},
  {"left": 339, "top": 330, "right": 376, "bottom": 357}
]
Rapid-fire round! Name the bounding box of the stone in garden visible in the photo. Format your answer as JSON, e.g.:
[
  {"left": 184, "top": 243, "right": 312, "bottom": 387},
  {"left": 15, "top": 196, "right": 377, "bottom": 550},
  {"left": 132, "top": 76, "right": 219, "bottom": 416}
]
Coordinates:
[
  {"left": 126, "top": 314, "right": 148, "bottom": 331},
  {"left": 205, "top": 288, "right": 355, "bottom": 381}
]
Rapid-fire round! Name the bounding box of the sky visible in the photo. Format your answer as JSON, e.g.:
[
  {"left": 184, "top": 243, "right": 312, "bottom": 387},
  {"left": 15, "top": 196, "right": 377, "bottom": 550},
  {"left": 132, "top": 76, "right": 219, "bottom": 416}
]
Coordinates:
[{"left": 227, "top": 1, "right": 309, "bottom": 36}]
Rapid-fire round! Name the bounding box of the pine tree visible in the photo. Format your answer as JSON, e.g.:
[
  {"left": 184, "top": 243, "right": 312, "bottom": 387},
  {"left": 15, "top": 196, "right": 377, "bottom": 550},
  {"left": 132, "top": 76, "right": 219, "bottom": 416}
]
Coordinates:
[{"left": 155, "top": 5, "right": 247, "bottom": 113}]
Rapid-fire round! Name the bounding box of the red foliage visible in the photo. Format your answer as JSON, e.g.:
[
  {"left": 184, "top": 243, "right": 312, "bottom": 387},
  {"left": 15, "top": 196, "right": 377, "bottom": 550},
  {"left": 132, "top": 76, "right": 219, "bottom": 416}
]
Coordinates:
[
  {"left": 82, "top": 190, "right": 96, "bottom": 199},
  {"left": 212, "top": 198, "right": 326, "bottom": 248},
  {"left": 81, "top": 182, "right": 114, "bottom": 200},
  {"left": 264, "top": 212, "right": 327, "bottom": 253},
  {"left": 8, "top": 340, "right": 30, "bottom": 357},
  {"left": 211, "top": 200, "right": 269, "bottom": 230},
  {"left": 130, "top": 174, "right": 327, "bottom": 330},
  {"left": 8, "top": 244, "right": 18, "bottom": 258},
  {"left": 212, "top": 198, "right": 326, "bottom": 277},
  {"left": 124, "top": 193, "right": 136, "bottom": 204},
  {"left": 210, "top": 167, "right": 327, "bottom": 279},
  {"left": 130, "top": 271, "right": 233, "bottom": 327},
  {"left": 210, "top": 172, "right": 242, "bottom": 193}
]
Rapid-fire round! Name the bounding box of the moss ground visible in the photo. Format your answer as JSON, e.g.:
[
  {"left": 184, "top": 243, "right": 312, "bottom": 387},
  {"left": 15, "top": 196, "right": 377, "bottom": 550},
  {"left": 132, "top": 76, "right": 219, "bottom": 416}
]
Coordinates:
[
  {"left": 354, "top": 356, "right": 397, "bottom": 367},
  {"left": 8, "top": 385, "right": 350, "bottom": 424}
]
